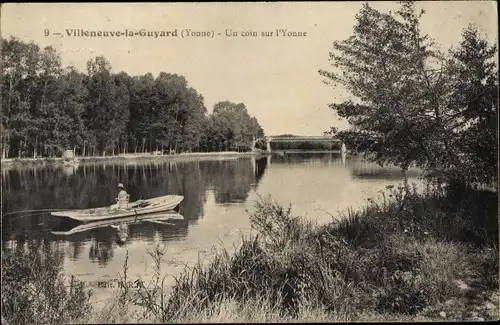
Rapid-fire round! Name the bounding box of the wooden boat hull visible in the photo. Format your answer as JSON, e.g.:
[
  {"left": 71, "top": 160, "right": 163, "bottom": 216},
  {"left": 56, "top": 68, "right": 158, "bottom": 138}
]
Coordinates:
[
  {"left": 51, "top": 212, "right": 184, "bottom": 235},
  {"left": 51, "top": 195, "right": 184, "bottom": 222}
]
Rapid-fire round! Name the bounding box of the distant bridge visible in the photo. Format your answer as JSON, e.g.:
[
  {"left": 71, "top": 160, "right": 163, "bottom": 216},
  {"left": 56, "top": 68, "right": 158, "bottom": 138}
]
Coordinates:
[
  {"left": 252, "top": 135, "right": 346, "bottom": 154},
  {"left": 265, "top": 135, "right": 341, "bottom": 142}
]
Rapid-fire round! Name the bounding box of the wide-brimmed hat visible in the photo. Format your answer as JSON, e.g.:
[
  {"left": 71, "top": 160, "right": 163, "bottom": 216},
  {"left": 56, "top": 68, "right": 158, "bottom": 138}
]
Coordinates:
[{"left": 117, "top": 183, "right": 125, "bottom": 188}]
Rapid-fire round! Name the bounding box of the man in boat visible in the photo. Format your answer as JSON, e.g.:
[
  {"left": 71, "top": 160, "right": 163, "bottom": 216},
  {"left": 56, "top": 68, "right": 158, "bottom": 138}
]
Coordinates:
[{"left": 115, "top": 183, "right": 130, "bottom": 210}]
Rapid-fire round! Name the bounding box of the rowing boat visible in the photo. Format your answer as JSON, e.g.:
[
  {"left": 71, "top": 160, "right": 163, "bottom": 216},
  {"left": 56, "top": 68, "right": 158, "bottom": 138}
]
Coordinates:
[
  {"left": 51, "top": 212, "right": 184, "bottom": 235},
  {"left": 51, "top": 195, "right": 184, "bottom": 222}
]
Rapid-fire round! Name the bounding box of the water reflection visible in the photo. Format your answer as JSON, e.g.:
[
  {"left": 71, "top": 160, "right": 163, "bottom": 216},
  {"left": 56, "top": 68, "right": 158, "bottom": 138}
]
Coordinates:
[
  {"left": 2, "top": 153, "right": 425, "bottom": 308},
  {"left": 2, "top": 154, "right": 424, "bottom": 274},
  {"left": 2, "top": 157, "right": 269, "bottom": 265},
  {"left": 51, "top": 213, "right": 184, "bottom": 236},
  {"left": 266, "top": 153, "right": 421, "bottom": 179},
  {"left": 89, "top": 240, "right": 114, "bottom": 266}
]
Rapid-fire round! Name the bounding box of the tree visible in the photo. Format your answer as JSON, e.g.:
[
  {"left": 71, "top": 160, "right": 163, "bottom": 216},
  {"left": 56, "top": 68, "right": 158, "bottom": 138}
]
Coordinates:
[
  {"left": 84, "top": 56, "right": 129, "bottom": 155},
  {"left": 1, "top": 37, "right": 266, "bottom": 158},
  {"left": 126, "top": 74, "right": 154, "bottom": 153},
  {"left": 112, "top": 71, "right": 131, "bottom": 155},
  {"left": 35, "top": 46, "right": 64, "bottom": 157},
  {"left": 444, "top": 26, "right": 498, "bottom": 185},
  {"left": 49, "top": 67, "right": 88, "bottom": 155},
  {"left": 1, "top": 37, "right": 26, "bottom": 158},
  {"left": 250, "top": 117, "right": 265, "bottom": 139},
  {"left": 319, "top": 1, "right": 497, "bottom": 186},
  {"left": 208, "top": 101, "right": 263, "bottom": 152},
  {"left": 148, "top": 73, "right": 206, "bottom": 153},
  {"left": 180, "top": 88, "right": 207, "bottom": 152},
  {"left": 1, "top": 38, "right": 65, "bottom": 158}
]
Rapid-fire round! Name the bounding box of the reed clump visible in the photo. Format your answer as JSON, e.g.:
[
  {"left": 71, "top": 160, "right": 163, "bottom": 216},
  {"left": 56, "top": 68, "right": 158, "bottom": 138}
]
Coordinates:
[
  {"left": 102, "top": 180, "right": 498, "bottom": 322},
  {"left": 1, "top": 241, "right": 93, "bottom": 325}
]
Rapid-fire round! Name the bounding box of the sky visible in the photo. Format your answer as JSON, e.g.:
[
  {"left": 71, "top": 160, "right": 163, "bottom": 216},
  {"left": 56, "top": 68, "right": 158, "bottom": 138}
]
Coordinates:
[{"left": 1, "top": 1, "right": 498, "bottom": 136}]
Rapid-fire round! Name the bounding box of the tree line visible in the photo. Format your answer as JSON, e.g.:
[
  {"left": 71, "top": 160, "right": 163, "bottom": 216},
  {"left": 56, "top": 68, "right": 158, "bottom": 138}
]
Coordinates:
[
  {"left": 320, "top": 1, "right": 498, "bottom": 187},
  {"left": 1, "top": 37, "right": 265, "bottom": 159}
]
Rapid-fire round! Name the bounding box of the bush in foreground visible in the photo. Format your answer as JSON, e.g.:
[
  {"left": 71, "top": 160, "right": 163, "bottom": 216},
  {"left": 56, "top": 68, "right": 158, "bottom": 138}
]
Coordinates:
[
  {"left": 142, "top": 182, "right": 497, "bottom": 322},
  {"left": 1, "top": 241, "right": 93, "bottom": 325}
]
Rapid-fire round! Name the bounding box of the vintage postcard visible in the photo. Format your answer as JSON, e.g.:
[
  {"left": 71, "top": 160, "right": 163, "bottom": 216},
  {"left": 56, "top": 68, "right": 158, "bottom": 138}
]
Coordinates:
[{"left": 1, "top": 1, "right": 498, "bottom": 324}]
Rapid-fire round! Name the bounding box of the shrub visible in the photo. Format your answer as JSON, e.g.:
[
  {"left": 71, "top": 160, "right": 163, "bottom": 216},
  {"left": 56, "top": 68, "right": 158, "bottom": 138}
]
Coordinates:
[
  {"left": 101, "top": 184, "right": 498, "bottom": 322},
  {"left": 1, "top": 241, "right": 93, "bottom": 325}
]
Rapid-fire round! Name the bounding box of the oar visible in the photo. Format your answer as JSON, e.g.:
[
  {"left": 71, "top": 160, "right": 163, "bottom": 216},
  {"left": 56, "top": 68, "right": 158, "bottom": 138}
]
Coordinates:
[
  {"left": 2, "top": 208, "right": 77, "bottom": 217},
  {"left": 133, "top": 209, "right": 139, "bottom": 223}
]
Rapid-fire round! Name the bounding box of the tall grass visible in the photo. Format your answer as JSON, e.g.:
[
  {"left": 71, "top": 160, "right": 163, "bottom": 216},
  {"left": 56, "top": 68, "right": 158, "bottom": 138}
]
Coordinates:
[
  {"left": 108, "top": 180, "right": 496, "bottom": 322},
  {"left": 1, "top": 241, "right": 93, "bottom": 325}
]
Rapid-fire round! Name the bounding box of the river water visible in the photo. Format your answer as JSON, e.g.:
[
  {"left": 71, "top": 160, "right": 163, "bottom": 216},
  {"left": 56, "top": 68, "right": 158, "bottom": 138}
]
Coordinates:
[{"left": 1, "top": 153, "right": 420, "bottom": 307}]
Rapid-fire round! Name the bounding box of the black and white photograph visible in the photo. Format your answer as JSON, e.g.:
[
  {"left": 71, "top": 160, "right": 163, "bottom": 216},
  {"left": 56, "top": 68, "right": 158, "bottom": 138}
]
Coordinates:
[{"left": 1, "top": 1, "right": 498, "bottom": 323}]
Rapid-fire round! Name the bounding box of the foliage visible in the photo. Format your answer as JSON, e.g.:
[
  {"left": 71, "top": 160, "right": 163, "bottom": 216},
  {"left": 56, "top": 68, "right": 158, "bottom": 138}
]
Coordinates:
[
  {"left": 254, "top": 138, "right": 268, "bottom": 151},
  {"left": 1, "top": 241, "right": 93, "bottom": 325},
  {"left": 101, "top": 185, "right": 497, "bottom": 322},
  {"left": 199, "top": 101, "right": 264, "bottom": 152},
  {"left": 444, "top": 26, "right": 498, "bottom": 185},
  {"left": 319, "top": 1, "right": 498, "bottom": 187},
  {"left": 1, "top": 37, "right": 265, "bottom": 158}
]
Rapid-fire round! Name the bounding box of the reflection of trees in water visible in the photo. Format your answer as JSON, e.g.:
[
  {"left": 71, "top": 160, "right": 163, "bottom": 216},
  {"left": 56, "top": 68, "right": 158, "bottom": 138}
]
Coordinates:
[
  {"left": 88, "top": 241, "right": 114, "bottom": 266},
  {"left": 350, "top": 163, "right": 422, "bottom": 180},
  {"left": 208, "top": 159, "right": 256, "bottom": 203},
  {"left": 2, "top": 159, "right": 268, "bottom": 216},
  {"left": 4, "top": 237, "right": 66, "bottom": 272},
  {"left": 158, "top": 220, "right": 189, "bottom": 242},
  {"left": 253, "top": 157, "right": 268, "bottom": 190},
  {"left": 176, "top": 162, "right": 208, "bottom": 221},
  {"left": 129, "top": 220, "right": 157, "bottom": 241},
  {"left": 3, "top": 158, "right": 269, "bottom": 264},
  {"left": 2, "top": 166, "right": 64, "bottom": 213},
  {"left": 70, "top": 241, "right": 83, "bottom": 260},
  {"left": 88, "top": 228, "right": 116, "bottom": 266},
  {"left": 1, "top": 212, "right": 73, "bottom": 249}
]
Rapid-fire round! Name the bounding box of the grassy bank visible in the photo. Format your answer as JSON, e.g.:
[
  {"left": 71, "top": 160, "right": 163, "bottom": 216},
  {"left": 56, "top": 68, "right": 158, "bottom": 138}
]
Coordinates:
[
  {"left": 2, "top": 180, "right": 498, "bottom": 323},
  {"left": 0, "top": 151, "right": 265, "bottom": 170},
  {"left": 101, "top": 180, "right": 498, "bottom": 323}
]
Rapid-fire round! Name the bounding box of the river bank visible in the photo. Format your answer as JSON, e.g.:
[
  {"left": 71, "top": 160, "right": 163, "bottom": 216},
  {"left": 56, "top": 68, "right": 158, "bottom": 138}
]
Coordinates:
[
  {"left": 0, "top": 151, "right": 268, "bottom": 170},
  {"left": 103, "top": 182, "right": 498, "bottom": 323},
  {"left": 2, "top": 180, "right": 498, "bottom": 324}
]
